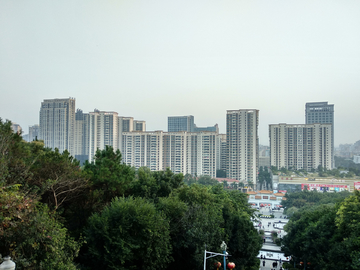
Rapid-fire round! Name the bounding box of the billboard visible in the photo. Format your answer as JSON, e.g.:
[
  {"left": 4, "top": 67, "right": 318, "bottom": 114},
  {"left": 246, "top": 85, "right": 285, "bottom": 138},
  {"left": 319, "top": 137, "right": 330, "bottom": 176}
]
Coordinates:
[
  {"left": 354, "top": 182, "right": 360, "bottom": 190},
  {"left": 301, "top": 183, "right": 349, "bottom": 192}
]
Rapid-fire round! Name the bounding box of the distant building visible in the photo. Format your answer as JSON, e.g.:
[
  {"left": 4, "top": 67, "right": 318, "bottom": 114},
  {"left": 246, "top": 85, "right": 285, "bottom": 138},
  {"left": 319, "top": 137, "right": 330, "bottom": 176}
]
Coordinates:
[
  {"left": 121, "top": 130, "right": 219, "bottom": 178},
  {"left": 73, "top": 109, "right": 89, "bottom": 164},
  {"left": 218, "top": 134, "right": 227, "bottom": 173},
  {"left": 269, "top": 123, "right": 333, "bottom": 171},
  {"left": 162, "top": 131, "right": 218, "bottom": 177},
  {"left": 168, "top": 115, "right": 195, "bottom": 132},
  {"left": 354, "top": 156, "right": 360, "bottom": 164},
  {"left": 87, "top": 110, "right": 119, "bottom": 161},
  {"left": 226, "top": 109, "right": 259, "bottom": 185},
  {"left": 133, "top": 120, "right": 146, "bottom": 132},
  {"left": 259, "top": 157, "right": 270, "bottom": 168},
  {"left": 22, "top": 134, "right": 29, "bottom": 142},
  {"left": 28, "top": 124, "right": 39, "bottom": 141},
  {"left": 194, "top": 124, "right": 219, "bottom": 132},
  {"left": 11, "top": 123, "right": 22, "bottom": 134},
  {"left": 305, "top": 102, "right": 334, "bottom": 167},
  {"left": 39, "top": 98, "right": 76, "bottom": 153},
  {"left": 122, "top": 131, "right": 164, "bottom": 171}
]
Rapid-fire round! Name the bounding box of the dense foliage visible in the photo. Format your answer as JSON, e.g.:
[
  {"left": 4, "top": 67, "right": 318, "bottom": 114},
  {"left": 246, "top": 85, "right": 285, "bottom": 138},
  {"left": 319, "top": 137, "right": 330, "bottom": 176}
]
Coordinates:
[
  {"left": 0, "top": 118, "right": 262, "bottom": 270},
  {"left": 282, "top": 189, "right": 351, "bottom": 215},
  {"left": 281, "top": 190, "right": 360, "bottom": 269},
  {"left": 84, "top": 197, "right": 171, "bottom": 270}
]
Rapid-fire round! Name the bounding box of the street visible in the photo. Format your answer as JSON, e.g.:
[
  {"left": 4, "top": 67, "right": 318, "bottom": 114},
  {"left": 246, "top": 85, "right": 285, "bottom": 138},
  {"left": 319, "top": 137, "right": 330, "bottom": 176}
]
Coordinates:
[{"left": 255, "top": 206, "right": 289, "bottom": 270}]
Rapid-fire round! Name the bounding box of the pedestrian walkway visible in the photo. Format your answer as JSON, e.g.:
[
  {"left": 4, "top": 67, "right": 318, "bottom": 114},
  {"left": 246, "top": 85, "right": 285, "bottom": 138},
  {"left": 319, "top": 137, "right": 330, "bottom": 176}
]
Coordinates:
[
  {"left": 256, "top": 207, "right": 288, "bottom": 270},
  {"left": 259, "top": 259, "right": 284, "bottom": 270}
]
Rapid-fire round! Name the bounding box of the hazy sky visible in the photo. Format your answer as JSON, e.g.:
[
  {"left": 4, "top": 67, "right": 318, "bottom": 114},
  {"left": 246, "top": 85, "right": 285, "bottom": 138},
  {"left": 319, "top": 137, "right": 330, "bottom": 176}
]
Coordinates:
[{"left": 1, "top": 0, "right": 359, "bottom": 146}]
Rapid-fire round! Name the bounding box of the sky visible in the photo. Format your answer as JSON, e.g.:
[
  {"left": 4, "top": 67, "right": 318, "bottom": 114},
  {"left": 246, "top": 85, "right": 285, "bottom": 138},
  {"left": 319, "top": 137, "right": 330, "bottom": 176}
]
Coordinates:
[{"left": 1, "top": 0, "right": 360, "bottom": 146}]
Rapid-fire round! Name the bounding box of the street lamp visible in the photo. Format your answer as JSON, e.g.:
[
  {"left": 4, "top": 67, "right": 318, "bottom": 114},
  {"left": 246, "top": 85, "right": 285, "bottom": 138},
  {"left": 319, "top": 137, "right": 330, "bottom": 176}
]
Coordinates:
[
  {"left": 220, "top": 241, "right": 227, "bottom": 270},
  {"left": 203, "top": 242, "right": 230, "bottom": 270}
]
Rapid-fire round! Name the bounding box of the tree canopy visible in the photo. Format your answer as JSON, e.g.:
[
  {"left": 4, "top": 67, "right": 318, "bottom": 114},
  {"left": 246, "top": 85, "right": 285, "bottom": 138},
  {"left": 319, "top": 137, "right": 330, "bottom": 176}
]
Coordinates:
[{"left": 282, "top": 190, "right": 360, "bottom": 269}]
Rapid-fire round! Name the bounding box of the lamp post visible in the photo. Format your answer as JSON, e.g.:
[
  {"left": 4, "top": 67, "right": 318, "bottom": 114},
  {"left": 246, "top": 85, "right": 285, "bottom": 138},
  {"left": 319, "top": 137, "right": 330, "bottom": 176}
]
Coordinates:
[
  {"left": 0, "top": 257, "right": 16, "bottom": 270},
  {"left": 220, "top": 241, "right": 227, "bottom": 270}
]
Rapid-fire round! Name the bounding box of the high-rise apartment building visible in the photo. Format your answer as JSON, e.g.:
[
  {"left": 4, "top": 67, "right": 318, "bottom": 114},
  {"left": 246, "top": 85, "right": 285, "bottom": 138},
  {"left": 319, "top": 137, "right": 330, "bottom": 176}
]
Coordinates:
[
  {"left": 269, "top": 123, "right": 333, "bottom": 171},
  {"left": 162, "top": 131, "right": 218, "bottom": 177},
  {"left": 121, "top": 131, "right": 218, "bottom": 177},
  {"left": 122, "top": 131, "right": 163, "bottom": 171},
  {"left": 87, "top": 110, "right": 119, "bottom": 160},
  {"left": 39, "top": 98, "right": 76, "bottom": 153},
  {"left": 305, "top": 102, "right": 334, "bottom": 168},
  {"left": 168, "top": 115, "right": 195, "bottom": 132},
  {"left": 73, "top": 109, "right": 89, "bottom": 164},
  {"left": 118, "top": 117, "right": 134, "bottom": 153},
  {"left": 226, "top": 109, "right": 259, "bottom": 185}
]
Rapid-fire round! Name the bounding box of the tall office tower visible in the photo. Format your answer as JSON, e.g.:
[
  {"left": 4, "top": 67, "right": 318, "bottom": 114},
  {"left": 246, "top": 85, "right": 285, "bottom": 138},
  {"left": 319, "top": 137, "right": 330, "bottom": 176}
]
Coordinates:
[
  {"left": 226, "top": 110, "right": 259, "bottom": 185},
  {"left": 168, "top": 115, "right": 195, "bottom": 132},
  {"left": 133, "top": 120, "right": 146, "bottom": 131},
  {"left": 28, "top": 124, "right": 40, "bottom": 141},
  {"left": 88, "top": 110, "right": 119, "bottom": 160},
  {"left": 269, "top": 123, "right": 333, "bottom": 171},
  {"left": 122, "top": 131, "right": 163, "bottom": 171},
  {"left": 39, "top": 98, "right": 76, "bottom": 153},
  {"left": 305, "top": 102, "right": 334, "bottom": 168}
]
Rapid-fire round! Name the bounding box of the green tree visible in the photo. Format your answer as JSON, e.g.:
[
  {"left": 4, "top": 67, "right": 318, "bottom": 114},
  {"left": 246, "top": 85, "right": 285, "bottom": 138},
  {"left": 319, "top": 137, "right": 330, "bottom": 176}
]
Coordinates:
[
  {"left": 332, "top": 190, "right": 360, "bottom": 269},
  {"left": 84, "top": 196, "right": 171, "bottom": 270},
  {"left": 282, "top": 204, "right": 337, "bottom": 269},
  {"left": 183, "top": 173, "right": 197, "bottom": 185},
  {"left": 30, "top": 148, "right": 89, "bottom": 210},
  {"left": 198, "top": 175, "right": 218, "bottom": 186},
  {"left": 157, "top": 184, "right": 224, "bottom": 270},
  {"left": 0, "top": 186, "right": 81, "bottom": 270},
  {"left": 83, "top": 146, "right": 135, "bottom": 207},
  {"left": 129, "top": 167, "right": 183, "bottom": 200},
  {"left": 0, "top": 118, "right": 35, "bottom": 186},
  {"left": 282, "top": 191, "right": 360, "bottom": 269}
]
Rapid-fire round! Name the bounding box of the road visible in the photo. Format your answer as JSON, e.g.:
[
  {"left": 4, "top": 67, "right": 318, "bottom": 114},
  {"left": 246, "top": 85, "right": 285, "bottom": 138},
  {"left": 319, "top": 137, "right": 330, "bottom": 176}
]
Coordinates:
[{"left": 255, "top": 207, "right": 288, "bottom": 270}]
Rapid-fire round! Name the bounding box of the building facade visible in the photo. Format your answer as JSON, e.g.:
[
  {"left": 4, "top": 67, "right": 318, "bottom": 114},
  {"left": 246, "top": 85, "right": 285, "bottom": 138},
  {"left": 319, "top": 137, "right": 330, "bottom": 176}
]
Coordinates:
[
  {"left": 133, "top": 120, "right": 146, "bottom": 132},
  {"left": 28, "top": 124, "right": 40, "bottom": 142},
  {"left": 122, "top": 131, "right": 163, "bottom": 171},
  {"left": 121, "top": 131, "right": 219, "bottom": 177},
  {"left": 168, "top": 115, "right": 195, "bottom": 132},
  {"left": 87, "top": 110, "right": 119, "bottom": 160},
  {"left": 269, "top": 123, "right": 333, "bottom": 171},
  {"left": 305, "top": 102, "right": 334, "bottom": 168},
  {"left": 218, "top": 134, "right": 227, "bottom": 172},
  {"left": 39, "top": 98, "right": 76, "bottom": 153},
  {"left": 226, "top": 109, "right": 259, "bottom": 185}
]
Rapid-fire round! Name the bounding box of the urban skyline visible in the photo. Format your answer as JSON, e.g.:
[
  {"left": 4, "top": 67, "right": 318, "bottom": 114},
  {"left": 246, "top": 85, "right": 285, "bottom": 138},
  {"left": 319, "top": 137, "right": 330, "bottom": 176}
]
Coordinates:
[
  {"left": 33, "top": 97, "right": 341, "bottom": 186},
  {"left": 8, "top": 96, "right": 357, "bottom": 149}
]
